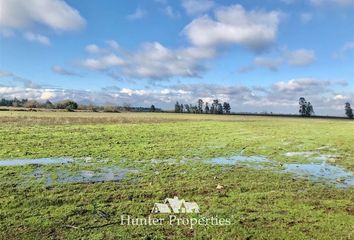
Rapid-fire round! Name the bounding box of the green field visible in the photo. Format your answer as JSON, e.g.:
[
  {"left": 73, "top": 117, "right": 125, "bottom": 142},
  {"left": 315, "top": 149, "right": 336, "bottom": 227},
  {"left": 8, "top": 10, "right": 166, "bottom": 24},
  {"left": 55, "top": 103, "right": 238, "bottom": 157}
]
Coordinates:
[{"left": 0, "top": 112, "right": 353, "bottom": 239}]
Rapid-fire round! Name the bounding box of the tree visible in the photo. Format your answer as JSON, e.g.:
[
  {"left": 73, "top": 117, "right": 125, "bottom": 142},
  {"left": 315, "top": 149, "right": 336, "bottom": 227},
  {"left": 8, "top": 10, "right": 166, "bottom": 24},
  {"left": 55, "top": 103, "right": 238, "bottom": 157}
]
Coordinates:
[
  {"left": 23, "top": 100, "right": 40, "bottom": 108},
  {"left": 180, "top": 103, "right": 184, "bottom": 113},
  {"left": 223, "top": 102, "right": 231, "bottom": 114},
  {"left": 204, "top": 102, "right": 210, "bottom": 114},
  {"left": 299, "top": 97, "right": 307, "bottom": 116},
  {"left": 217, "top": 103, "right": 223, "bottom": 114},
  {"left": 345, "top": 102, "right": 353, "bottom": 119},
  {"left": 175, "top": 101, "right": 180, "bottom": 113},
  {"left": 56, "top": 100, "right": 78, "bottom": 111},
  {"left": 210, "top": 104, "right": 215, "bottom": 114},
  {"left": 44, "top": 100, "right": 54, "bottom": 109},
  {"left": 306, "top": 102, "right": 314, "bottom": 116},
  {"left": 12, "top": 97, "right": 21, "bottom": 107},
  {"left": 197, "top": 99, "right": 204, "bottom": 113},
  {"left": 185, "top": 104, "right": 190, "bottom": 113},
  {"left": 150, "top": 105, "right": 156, "bottom": 112},
  {"left": 103, "top": 104, "right": 119, "bottom": 112},
  {"left": 299, "top": 97, "right": 314, "bottom": 117},
  {"left": 212, "top": 99, "right": 219, "bottom": 114},
  {"left": 123, "top": 103, "right": 131, "bottom": 111}
]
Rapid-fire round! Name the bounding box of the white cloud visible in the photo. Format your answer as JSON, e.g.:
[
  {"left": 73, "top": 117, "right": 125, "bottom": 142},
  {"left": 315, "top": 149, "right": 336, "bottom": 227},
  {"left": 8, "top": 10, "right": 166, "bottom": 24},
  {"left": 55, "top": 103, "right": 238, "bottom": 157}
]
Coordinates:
[
  {"left": 183, "top": 4, "right": 282, "bottom": 52},
  {"left": 120, "top": 88, "right": 146, "bottom": 96},
  {"left": 255, "top": 57, "right": 284, "bottom": 71},
  {"left": 121, "top": 42, "right": 205, "bottom": 79},
  {"left": 272, "top": 78, "right": 330, "bottom": 92},
  {"left": 181, "top": 0, "right": 215, "bottom": 16},
  {"left": 164, "top": 6, "right": 180, "bottom": 18},
  {"left": 0, "top": 28, "right": 14, "bottom": 37},
  {"left": 80, "top": 41, "right": 208, "bottom": 79},
  {"left": 284, "top": 48, "right": 316, "bottom": 66},
  {"left": 82, "top": 54, "right": 124, "bottom": 70},
  {"left": 51, "top": 65, "right": 79, "bottom": 76},
  {"left": 0, "top": 70, "right": 13, "bottom": 78},
  {"left": 23, "top": 32, "right": 51, "bottom": 46},
  {"left": 334, "top": 94, "right": 349, "bottom": 100},
  {"left": 309, "top": 0, "right": 353, "bottom": 7},
  {"left": 239, "top": 48, "right": 316, "bottom": 72},
  {"left": 333, "top": 42, "right": 354, "bottom": 58},
  {"left": 105, "top": 40, "right": 120, "bottom": 50},
  {"left": 300, "top": 12, "right": 313, "bottom": 23},
  {"left": 70, "top": 4, "right": 283, "bottom": 80},
  {"left": 281, "top": 0, "right": 296, "bottom": 4},
  {"left": 127, "top": 7, "right": 146, "bottom": 20},
  {"left": 85, "top": 44, "right": 106, "bottom": 54},
  {"left": 0, "top": 77, "right": 352, "bottom": 116},
  {"left": 0, "top": 0, "right": 86, "bottom": 31},
  {"left": 40, "top": 90, "right": 57, "bottom": 100},
  {"left": 0, "top": 70, "right": 42, "bottom": 88},
  {"left": 154, "top": 0, "right": 180, "bottom": 18}
]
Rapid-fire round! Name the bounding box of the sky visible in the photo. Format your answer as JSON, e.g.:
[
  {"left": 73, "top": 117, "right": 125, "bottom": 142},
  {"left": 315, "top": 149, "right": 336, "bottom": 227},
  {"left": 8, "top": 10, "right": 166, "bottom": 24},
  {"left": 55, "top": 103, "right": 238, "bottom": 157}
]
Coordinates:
[{"left": 0, "top": 0, "right": 353, "bottom": 116}]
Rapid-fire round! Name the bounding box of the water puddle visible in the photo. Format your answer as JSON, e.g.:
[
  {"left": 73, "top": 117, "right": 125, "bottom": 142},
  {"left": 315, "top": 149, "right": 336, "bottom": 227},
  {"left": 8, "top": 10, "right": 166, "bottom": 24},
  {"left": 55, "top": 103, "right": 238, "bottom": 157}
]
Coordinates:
[
  {"left": 0, "top": 158, "right": 72, "bottom": 166},
  {"left": 284, "top": 152, "right": 315, "bottom": 157},
  {"left": 284, "top": 152, "right": 337, "bottom": 162},
  {"left": 283, "top": 163, "right": 354, "bottom": 188},
  {"left": 0, "top": 157, "right": 139, "bottom": 185},
  {"left": 207, "top": 155, "right": 270, "bottom": 166},
  {"left": 26, "top": 167, "right": 139, "bottom": 185},
  {"left": 206, "top": 154, "right": 354, "bottom": 188}
]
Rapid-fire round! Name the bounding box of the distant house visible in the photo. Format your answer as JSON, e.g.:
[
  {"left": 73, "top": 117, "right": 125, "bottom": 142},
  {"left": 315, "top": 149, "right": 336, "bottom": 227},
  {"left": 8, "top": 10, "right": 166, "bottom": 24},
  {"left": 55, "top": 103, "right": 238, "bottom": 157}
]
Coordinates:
[{"left": 151, "top": 196, "right": 199, "bottom": 213}]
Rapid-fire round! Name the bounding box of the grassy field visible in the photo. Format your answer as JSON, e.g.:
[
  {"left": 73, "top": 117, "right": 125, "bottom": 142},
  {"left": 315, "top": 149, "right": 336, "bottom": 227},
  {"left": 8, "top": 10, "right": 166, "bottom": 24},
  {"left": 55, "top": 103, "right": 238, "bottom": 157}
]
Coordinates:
[{"left": 0, "top": 112, "right": 353, "bottom": 239}]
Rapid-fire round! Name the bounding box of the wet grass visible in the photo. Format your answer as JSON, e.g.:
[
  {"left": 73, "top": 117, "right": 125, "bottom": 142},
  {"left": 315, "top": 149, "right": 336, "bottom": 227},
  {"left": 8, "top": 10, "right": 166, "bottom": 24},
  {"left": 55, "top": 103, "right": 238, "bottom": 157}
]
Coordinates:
[{"left": 0, "top": 112, "right": 353, "bottom": 239}]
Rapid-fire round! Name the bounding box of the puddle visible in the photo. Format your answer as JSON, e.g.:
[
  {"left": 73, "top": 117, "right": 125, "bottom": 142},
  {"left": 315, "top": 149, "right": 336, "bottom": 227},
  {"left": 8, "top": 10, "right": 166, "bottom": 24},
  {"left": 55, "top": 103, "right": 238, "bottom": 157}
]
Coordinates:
[
  {"left": 207, "top": 155, "right": 270, "bottom": 165},
  {"left": 205, "top": 154, "right": 354, "bottom": 188},
  {"left": 26, "top": 167, "right": 139, "bottom": 185},
  {"left": 283, "top": 163, "right": 354, "bottom": 188},
  {"left": 3, "top": 154, "right": 353, "bottom": 188},
  {"left": 284, "top": 152, "right": 337, "bottom": 162},
  {"left": 0, "top": 158, "right": 73, "bottom": 166},
  {"left": 57, "top": 167, "right": 139, "bottom": 184},
  {"left": 284, "top": 152, "right": 315, "bottom": 157}
]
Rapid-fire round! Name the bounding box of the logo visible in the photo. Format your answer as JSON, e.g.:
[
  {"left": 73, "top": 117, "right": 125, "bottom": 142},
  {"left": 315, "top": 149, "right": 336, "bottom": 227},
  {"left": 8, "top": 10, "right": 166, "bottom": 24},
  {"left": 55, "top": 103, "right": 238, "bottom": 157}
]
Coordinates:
[
  {"left": 151, "top": 196, "right": 199, "bottom": 214},
  {"left": 120, "top": 196, "right": 231, "bottom": 229}
]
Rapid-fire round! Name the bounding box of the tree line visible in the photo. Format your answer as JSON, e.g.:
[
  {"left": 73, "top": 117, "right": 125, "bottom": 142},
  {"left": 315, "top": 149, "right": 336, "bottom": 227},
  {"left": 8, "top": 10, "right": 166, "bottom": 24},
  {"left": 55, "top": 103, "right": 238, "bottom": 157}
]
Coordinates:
[
  {"left": 0, "top": 98, "right": 78, "bottom": 111},
  {"left": 298, "top": 97, "right": 353, "bottom": 119},
  {"left": 0, "top": 97, "right": 352, "bottom": 118},
  {"left": 175, "top": 99, "right": 231, "bottom": 114},
  {"left": 0, "top": 98, "right": 160, "bottom": 112}
]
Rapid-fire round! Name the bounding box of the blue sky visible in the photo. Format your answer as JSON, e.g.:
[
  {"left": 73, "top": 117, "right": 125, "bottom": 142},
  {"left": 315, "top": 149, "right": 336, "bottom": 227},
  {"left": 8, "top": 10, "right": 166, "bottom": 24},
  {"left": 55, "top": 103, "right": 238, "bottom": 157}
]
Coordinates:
[{"left": 0, "top": 0, "right": 353, "bottom": 115}]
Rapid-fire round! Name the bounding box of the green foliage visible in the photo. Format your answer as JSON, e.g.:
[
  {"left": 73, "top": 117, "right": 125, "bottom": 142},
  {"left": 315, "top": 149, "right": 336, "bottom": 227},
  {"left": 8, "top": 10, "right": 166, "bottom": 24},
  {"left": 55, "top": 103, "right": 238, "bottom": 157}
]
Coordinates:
[
  {"left": 55, "top": 100, "right": 78, "bottom": 111},
  {"left": 299, "top": 97, "right": 314, "bottom": 117},
  {"left": 150, "top": 105, "right": 156, "bottom": 112},
  {"left": 345, "top": 102, "right": 353, "bottom": 119}
]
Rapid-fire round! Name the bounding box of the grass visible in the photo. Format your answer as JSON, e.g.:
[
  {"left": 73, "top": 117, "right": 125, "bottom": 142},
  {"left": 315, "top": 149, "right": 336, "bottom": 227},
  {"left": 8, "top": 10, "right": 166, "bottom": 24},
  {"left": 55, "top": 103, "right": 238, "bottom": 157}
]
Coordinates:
[{"left": 0, "top": 112, "right": 353, "bottom": 239}]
